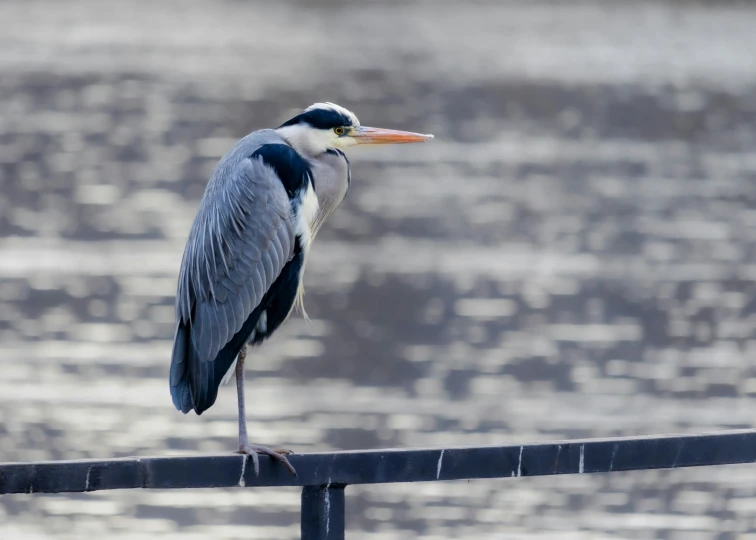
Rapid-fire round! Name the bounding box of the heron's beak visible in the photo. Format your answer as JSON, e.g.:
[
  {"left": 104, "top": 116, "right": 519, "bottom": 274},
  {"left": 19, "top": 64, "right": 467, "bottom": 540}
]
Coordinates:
[{"left": 350, "top": 126, "right": 434, "bottom": 145}]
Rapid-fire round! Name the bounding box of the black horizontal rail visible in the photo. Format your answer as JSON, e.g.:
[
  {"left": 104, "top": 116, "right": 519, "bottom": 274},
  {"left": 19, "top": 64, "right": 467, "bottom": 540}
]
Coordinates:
[
  {"left": 4, "top": 430, "right": 756, "bottom": 539},
  {"left": 2, "top": 429, "right": 755, "bottom": 495}
]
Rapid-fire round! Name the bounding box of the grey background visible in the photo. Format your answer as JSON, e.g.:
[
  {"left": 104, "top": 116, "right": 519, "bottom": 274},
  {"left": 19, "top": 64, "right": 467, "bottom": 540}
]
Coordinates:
[{"left": 1, "top": 0, "right": 756, "bottom": 538}]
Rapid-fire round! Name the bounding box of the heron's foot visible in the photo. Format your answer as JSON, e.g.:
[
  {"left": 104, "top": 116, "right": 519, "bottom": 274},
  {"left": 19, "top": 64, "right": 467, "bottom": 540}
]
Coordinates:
[{"left": 235, "top": 444, "right": 297, "bottom": 477}]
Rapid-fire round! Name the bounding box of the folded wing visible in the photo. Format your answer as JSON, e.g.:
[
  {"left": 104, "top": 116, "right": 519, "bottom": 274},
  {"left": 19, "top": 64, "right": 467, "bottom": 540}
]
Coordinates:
[{"left": 170, "top": 153, "right": 301, "bottom": 414}]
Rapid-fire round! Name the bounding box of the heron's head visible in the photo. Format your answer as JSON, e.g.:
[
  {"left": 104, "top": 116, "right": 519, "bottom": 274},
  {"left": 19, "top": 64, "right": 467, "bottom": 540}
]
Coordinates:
[{"left": 276, "top": 102, "right": 433, "bottom": 157}]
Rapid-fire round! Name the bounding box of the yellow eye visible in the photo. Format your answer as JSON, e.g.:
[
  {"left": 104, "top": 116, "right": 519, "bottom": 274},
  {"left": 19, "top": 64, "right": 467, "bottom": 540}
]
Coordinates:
[{"left": 334, "top": 127, "right": 345, "bottom": 136}]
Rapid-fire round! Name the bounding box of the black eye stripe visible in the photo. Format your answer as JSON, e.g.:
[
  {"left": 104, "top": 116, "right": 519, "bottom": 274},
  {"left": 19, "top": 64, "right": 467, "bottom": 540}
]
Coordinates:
[{"left": 279, "top": 108, "right": 353, "bottom": 130}]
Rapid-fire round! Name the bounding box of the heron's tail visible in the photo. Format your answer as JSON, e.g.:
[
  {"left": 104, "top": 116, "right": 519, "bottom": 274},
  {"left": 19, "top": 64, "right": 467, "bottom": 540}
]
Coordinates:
[
  {"left": 170, "top": 321, "right": 194, "bottom": 413},
  {"left": 170, "top": 315, "right": 255, "bottom": 415}
]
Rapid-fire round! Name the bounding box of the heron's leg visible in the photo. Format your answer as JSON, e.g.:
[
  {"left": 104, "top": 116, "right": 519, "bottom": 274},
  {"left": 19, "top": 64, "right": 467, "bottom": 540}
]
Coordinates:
[
  {"left": 234, "top": 345, "right": 296, "bottom": 477},
  {"left": 235, "top": 345, "right": 250, "bottom": 445}
]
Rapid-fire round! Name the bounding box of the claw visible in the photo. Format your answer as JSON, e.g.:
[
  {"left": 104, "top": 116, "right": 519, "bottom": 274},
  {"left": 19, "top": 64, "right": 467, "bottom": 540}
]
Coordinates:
[{"left": 236, "top": 444, "right": 297, "bottom": 477}]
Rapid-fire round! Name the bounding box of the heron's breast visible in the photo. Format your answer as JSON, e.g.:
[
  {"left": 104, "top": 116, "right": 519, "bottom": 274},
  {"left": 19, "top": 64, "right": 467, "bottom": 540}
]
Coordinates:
[{"left": 295, "top": 183, "right": 320, "bottom": 249}]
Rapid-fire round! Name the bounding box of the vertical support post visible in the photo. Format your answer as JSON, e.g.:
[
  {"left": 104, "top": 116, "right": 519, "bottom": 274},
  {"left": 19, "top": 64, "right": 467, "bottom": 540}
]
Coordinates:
[{"left": 301, "top": 484, "right": 346, "bottom": 540}]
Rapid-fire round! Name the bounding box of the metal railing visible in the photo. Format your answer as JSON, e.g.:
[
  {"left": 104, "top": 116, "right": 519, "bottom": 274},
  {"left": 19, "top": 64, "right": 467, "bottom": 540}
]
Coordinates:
[{"left": 3, "top": 430, "right": 756, "bottom": 539}]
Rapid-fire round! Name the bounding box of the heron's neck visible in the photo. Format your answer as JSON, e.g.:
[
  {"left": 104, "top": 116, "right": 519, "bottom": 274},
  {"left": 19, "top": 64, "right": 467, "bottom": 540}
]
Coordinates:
[{"left": 307, "top": 149, "right": 350, "bottom": 236}]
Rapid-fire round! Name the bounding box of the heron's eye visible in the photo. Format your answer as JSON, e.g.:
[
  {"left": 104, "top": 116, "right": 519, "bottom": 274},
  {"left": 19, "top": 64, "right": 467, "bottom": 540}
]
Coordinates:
[{"left": 334, "top": 127, "right": 346, "bottom": 136}]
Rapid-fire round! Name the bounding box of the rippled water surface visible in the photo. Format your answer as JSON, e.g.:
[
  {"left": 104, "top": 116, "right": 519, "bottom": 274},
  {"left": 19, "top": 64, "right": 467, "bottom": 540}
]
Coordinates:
[{"left": 2, "top": 1, "right": 756, "bottom": 538}]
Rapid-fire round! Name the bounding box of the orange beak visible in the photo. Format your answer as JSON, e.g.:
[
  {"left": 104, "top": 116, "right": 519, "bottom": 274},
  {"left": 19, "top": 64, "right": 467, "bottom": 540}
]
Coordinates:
[{"left": 350, "top": 126, "right": 434, "bottom": 145}]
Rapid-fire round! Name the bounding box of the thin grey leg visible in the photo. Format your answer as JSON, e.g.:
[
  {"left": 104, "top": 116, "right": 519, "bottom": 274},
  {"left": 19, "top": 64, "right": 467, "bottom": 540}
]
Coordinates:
[
  {"left": 236, "top": 345, "right": 249, "bottom": 447},
  {"left": 234, "top": 345, "right": 297, "bottom": 477}
]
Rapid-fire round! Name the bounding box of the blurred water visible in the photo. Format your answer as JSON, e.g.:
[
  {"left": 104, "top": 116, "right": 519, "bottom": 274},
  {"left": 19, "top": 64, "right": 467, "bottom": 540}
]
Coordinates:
[{"left": 1, "top": 1, "right": 756, "bottom": 538}]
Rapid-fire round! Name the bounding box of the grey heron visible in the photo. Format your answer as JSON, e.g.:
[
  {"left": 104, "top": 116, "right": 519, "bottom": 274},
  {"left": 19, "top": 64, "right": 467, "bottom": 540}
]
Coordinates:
[{"left": 170, "top": 102, "right": 433, "bottom": 476}]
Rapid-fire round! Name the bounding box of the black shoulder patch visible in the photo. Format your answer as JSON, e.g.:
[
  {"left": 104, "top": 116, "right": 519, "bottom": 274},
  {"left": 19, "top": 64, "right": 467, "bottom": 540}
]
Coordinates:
[
  {"left": 250, "top": 144, "right": 311, "bottom": 199},
  {"left": 279, "top": 108, "right": 353, "bottom": 130}
]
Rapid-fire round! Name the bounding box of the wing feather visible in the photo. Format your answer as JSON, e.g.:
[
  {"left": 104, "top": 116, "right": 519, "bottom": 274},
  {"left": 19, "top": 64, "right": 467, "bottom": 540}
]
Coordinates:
[
  {"left": 170, "top": 141, "right": 311, "bottom": 415},
  {"left": 239, "top": 280, "right": 253, "bottom": 317},
  {"left": 260, "top": 250, "right": 275, "bottom": 288}
]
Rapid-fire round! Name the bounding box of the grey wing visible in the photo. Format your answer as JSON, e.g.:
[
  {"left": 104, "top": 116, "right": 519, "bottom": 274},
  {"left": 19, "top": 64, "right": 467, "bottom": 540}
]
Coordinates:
[{"left": 170, "top": 157, "right": 296, "bottom": 414}]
